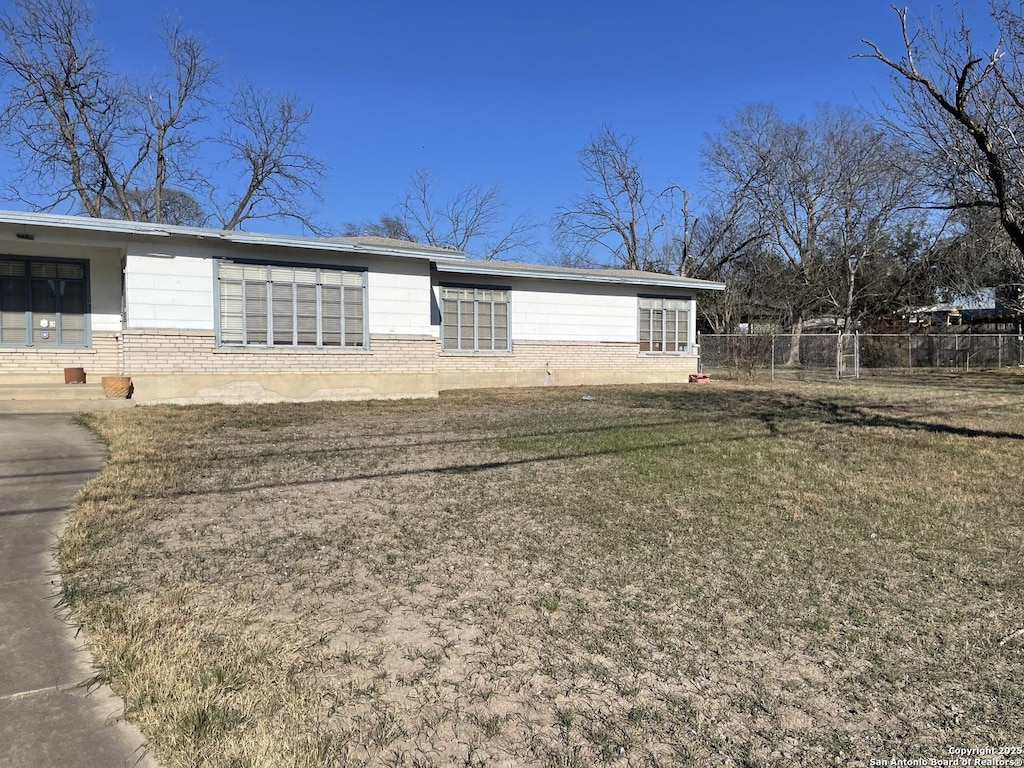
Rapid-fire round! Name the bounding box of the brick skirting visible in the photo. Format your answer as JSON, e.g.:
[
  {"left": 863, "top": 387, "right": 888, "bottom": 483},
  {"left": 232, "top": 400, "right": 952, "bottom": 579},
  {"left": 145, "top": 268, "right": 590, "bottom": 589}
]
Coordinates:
[{"left": 3, "top": 330, "right": 699, "bottom": 401}]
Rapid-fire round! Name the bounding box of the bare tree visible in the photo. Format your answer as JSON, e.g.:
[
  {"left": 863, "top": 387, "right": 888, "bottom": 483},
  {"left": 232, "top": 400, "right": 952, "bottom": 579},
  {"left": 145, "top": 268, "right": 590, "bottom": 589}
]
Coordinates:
[
  {"left": 932, "top": 207, "right": 1024, "bottom": 311},
  {"left": 662, "top": 184, "right": 767, "bottom": 281},
  {"left": 396, "top": 168, "right": 536, "bottom": 259},
  {"left": 816, "top": 112, "right": 924, "bottom": 329},
  {"left": 656, "top": 188, "right": 770, "bottom": 332},
  {"left": 216, "top": 84, "right": 326, "bottom": 232},
  {"left": 703, "top": 104, "right": 921, "bottom": 359},
  {"left": 341, "top": 214, "right": 414, "bottom": 241},
  {"left": 703, "top": 104, "right": 828, "bottom": 358},
  {"left": 0, "top": 0, "right": 325, "bottom": 231},
  {"left": 139, "top": 18, "right": 216, "bottom": 226},
  {"left": 100, "top": 186, "right": 207, "bottom": 226},
  {"left": 554, "top": 125, "right": 668, "bottom": 270},
  {"left": 859, "top": 2, "right": 1024, "bottom": 271},
  {"left": 0, "top": 0, "right": 133, "bottom": 216}
]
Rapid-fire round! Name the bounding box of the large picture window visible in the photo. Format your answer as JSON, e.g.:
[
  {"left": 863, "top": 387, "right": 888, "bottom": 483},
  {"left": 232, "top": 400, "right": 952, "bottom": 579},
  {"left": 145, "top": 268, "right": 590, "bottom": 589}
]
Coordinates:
[
  {"left": 639, "top": 297, "right": 690, "bottom": 353},
  {"left": 218, "top": 261, "right": 366, "bottom": 348},
  {"left": 441, "top": 286, "right": 510, "bottom": 352},
  {"left": 0, "top": 257, "right": 89, "bottom": 347}
]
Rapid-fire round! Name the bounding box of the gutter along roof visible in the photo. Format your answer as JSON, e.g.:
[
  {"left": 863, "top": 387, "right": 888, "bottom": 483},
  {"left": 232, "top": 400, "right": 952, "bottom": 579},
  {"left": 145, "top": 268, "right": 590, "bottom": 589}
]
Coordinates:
[
  {"left": 0, "top": 210, "right": 458, "bottom": 261},
  {"left": 0, "top": 210, "right": 725, "bottom": 291},
  {"left": 433, "top": 258, "right": 725, "bottom": 291}
]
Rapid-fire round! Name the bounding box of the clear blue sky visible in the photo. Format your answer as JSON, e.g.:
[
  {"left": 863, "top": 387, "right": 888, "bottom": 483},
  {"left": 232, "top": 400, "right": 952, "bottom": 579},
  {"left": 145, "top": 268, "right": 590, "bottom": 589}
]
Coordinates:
[{"left": 1, "top": 1, "right": 999, "bottom": 256}]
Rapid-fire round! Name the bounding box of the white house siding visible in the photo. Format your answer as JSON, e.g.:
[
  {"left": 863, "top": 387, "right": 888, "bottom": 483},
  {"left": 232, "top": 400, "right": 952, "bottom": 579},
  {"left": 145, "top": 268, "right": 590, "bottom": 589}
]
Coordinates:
[
  {"left": 114, "top": 252, "right": 439, "bottom": 401},
  {"left": 509, "top": 281, "right": 644, "bottom": 343},
  {"left": 432, "top": 277, "right": 696, "bottom": 348},
  {"left": 89, "top": 253, "right": 124, "bottom": 333},
  {"left": 365, "top": 261, "right": 433, "bottom": 336},
  {"left": 124, "top": 251, "right": 215, "bottom": 330},
  {"left": 424, "top": 277, "right": 700, "bottom": 396}
]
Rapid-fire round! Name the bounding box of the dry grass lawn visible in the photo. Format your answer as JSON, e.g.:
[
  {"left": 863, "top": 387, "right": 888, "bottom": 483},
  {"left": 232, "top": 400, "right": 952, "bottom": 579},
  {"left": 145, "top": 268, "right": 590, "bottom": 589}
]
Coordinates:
[{"left": 60, "top": 374, "right": 1024, "bottom": 767}]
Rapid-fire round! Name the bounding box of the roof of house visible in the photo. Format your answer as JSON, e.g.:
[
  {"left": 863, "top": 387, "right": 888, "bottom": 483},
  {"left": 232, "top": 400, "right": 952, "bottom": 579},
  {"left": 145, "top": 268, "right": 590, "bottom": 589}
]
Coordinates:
[
  {"left": 0, "top": 210, "right": 725, "bottom": 291},
  {"left": 0, "top": 210, "right": 460, "bottom": 259},
  {"left": 900, "top": 288, "right": 997, "bottom": 316},
  {"left": 434, "top": 257, "right": 724, "bottom": 291}
]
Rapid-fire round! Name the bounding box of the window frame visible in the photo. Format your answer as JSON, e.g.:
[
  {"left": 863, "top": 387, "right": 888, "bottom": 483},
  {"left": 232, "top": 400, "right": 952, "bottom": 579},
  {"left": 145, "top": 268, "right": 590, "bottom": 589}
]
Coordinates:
[
  {"left": 215, "top": 259, "right": 368, "bottom": 349},
  {"left": 439, "top": 284, "right": 511, "bottom": 353},
  {"left": 638, "top": 295, "right": 692, "bottom": 354},
  {"left": 0, "top": 255, "right": 91, "bottom": 348}
]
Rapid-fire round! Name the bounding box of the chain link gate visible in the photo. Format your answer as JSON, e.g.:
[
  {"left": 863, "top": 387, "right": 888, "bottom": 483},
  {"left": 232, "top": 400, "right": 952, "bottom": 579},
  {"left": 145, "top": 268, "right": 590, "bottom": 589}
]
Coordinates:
[{"left": 838, "top": 333, "right": 860, "bottom": 379}]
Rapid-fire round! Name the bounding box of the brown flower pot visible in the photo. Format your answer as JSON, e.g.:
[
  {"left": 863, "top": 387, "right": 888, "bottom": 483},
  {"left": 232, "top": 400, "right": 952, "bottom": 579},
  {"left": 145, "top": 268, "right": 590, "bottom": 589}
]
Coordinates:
[
  {"left": 64, "top": 367, "right": 86, "bottom": 384},
  {"left": 101, "top": 376, "right": 133, "bottom": 399}
]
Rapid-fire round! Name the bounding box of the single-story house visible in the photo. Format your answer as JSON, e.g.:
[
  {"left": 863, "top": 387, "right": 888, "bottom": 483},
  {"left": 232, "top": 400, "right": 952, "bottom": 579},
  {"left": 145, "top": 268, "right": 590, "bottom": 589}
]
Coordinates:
[
  {"left": 897, "top": 288, "right": 1024, "bottom": 332},
  {"left": 0, "top": 211, "right": 725, "bottom": 403}
]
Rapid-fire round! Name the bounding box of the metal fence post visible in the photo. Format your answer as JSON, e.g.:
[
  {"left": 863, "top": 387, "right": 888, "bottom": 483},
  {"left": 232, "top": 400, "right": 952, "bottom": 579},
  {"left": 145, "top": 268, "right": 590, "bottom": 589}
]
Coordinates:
[{"left": 836, "top": 332, "right": 841, "bottom": 379}]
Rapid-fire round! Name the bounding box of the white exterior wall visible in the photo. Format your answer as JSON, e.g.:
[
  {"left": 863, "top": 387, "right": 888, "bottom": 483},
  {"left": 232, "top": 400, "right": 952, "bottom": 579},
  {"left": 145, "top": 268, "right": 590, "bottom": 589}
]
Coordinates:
[
  {"left": 366, "top": 264, "right": 433, "bottom": 336},
  {"left": 687, "top": 298, "right": 697, "bottom": 349},
  {"left": 124, "top": 249, "right": 216, "bottom": 330},
  {"left": 89, "top": 254, "right": 123, "bottom": 333},
  {"left": 511, "top": 282, "right": 640, "bottom": 342}
]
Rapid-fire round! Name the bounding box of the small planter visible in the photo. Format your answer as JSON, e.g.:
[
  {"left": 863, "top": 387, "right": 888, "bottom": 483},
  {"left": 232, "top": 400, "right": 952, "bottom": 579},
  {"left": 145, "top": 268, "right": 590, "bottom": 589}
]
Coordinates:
[
  {"left": 64, "top": 367, "right": 87, "bottom": 384},
  {"left": 101, "top": 375, "right": 133, "bottom": 399}
]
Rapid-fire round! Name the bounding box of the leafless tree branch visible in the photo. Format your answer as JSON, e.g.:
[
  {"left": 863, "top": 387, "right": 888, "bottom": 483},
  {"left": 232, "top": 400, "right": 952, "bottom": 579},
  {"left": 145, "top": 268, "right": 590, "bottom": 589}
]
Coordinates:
[
  {"left": 0, "top": 0, "right": 326, "bottom": 231},
  {"left": 554, "top": 125, "right": 667, "bottom": 271},
  {"left": 858, "top": 2, "right": 1024, "bottom": 261},
  {"left": 396, "top": 168, "right": 537, "bottom": 259},
  {"left": 216, "top": 84, "right": 326, "bottom": 232}
]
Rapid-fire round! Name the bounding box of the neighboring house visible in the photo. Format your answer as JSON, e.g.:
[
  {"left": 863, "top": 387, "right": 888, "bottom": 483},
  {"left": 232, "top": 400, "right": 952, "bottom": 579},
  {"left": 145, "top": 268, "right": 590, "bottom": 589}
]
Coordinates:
[
  {"left": 898, "top": 288, "right": 1023, "bottom": 331},
  {"left": 0, "top": 211, "right": 725, "bottom": 403}
]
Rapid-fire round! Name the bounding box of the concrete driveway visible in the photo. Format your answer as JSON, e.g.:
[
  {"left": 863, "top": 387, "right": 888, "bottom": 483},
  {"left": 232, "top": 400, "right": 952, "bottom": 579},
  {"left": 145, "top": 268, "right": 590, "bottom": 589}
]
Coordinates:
[{"left": 0, "top": 412, "right": 158, "bottom": 768}]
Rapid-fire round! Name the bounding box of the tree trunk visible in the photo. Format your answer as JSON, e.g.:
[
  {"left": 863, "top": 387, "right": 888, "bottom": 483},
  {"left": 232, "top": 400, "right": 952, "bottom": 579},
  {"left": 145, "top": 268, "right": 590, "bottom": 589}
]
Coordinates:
[{"left": 787, "top": 318, "right": 803, "bottom": 366}]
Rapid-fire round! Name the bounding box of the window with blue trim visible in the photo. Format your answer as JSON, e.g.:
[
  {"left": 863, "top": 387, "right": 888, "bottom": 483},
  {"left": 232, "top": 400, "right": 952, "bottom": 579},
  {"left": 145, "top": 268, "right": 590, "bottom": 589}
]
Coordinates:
[
  {"left": 441, "top": 286, "right": 510, "bottom": 352},
  {"left": 0, "top": 257, "right": 88, "bottom": 347},
  {"left": 217, "top": 262, "right": 366, "bottom": 348}
]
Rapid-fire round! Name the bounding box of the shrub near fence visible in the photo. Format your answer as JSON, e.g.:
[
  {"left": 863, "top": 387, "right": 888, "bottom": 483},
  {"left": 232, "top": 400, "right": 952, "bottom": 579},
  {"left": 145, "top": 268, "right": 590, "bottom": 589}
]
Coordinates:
[{"left": 698, "top": 332, "right": 1024, "bottom": 379}]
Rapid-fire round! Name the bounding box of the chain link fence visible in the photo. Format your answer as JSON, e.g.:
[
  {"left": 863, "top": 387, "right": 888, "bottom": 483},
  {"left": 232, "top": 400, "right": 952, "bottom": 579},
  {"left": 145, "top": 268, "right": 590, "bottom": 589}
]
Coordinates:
[{"left": 698, "top": 332, "right": 1024, "bottom": 380}]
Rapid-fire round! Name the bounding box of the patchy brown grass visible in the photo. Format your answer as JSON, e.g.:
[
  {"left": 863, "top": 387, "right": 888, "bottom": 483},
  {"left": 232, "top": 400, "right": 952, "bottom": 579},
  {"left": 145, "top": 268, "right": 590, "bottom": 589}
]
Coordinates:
[{"left": 60, "top": 374, "right": 1024, "bottom": 767}]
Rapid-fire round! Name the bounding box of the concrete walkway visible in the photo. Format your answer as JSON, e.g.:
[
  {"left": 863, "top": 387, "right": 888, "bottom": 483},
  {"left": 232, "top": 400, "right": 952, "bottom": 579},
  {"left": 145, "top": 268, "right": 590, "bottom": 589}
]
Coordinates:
[{"left": 0, "top": 412, "right": 158, "bottom": 768}]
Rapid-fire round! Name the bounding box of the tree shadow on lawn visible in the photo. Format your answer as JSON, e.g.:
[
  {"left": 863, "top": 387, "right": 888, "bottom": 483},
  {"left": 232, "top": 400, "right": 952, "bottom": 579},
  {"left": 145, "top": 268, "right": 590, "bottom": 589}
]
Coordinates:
[
  {"left": 84, "top": 383, "right": 1024, "bottom": 506},
  {"left": 617, "top": 384, "right": 1024, "bottom": 442}
]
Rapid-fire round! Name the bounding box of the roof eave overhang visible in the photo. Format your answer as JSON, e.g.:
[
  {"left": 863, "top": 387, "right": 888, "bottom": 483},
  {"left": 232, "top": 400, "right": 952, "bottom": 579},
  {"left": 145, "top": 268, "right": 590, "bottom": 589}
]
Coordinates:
[
  {"left": 0, "top": 210, "right": 462, "bottom": 262},
  {"left": 432, "top": 259, "right": 726, "bottom": 291}
]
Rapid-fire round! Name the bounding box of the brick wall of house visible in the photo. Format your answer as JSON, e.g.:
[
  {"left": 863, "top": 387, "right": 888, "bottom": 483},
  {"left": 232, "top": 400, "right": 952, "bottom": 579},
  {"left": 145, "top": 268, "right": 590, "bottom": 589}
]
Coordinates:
[
  {"left": 440, "top": 339, "right": 698, "bottom": 375},
  {"left": 119, "top": 331, "right": 438, "bottom": 375},
  {"left": 118, "top": 330, "right": 697, "bottom": 380},
  {"left": 0, "top": 333, "right": 121, "bottom": 381},
  {"left": 2, "top": 330, "right": 698, "bottom": 395}
]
